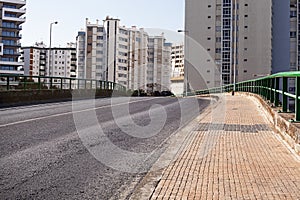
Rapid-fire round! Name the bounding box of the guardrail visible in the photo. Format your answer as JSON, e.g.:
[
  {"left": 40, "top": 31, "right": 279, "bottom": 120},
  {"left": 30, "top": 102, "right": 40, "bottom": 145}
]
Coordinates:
[
  {"left": 194, "top": 71, "right": 300, "bottom": 122},
  {"left": 0, "top": 74, "right": 127, "bottom": 92}
]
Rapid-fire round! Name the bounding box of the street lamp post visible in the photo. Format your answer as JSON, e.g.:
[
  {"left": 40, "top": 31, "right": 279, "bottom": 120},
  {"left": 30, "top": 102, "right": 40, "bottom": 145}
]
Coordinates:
[
  {"left": 178, "top": 30, "right": 189, "bottom": 97},
  {"left": 48, "top": 21, "right": 58, "bottom": 76}
]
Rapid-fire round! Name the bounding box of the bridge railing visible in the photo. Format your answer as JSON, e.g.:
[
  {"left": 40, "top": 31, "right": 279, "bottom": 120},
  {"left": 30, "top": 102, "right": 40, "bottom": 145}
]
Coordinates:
[
  {"left": 194, "top": 71, "right": 300, "bottom": 121},
  {"left": 0, "top": 74, "right": 127, "bottom": 93}
]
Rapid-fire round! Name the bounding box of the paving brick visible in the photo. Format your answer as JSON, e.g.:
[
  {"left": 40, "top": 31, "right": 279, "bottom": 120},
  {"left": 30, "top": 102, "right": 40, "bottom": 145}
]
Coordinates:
[{"left": 135, "top": 95, "right": 300, "bottom": 200}]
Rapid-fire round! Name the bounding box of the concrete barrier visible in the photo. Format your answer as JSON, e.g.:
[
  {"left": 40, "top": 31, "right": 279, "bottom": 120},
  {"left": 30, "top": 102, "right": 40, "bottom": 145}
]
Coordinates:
[
  {"left": 240, "top": 92, "right": 300, "bottom": 156},
  {"left": 0, "top": 89, "right": 127, "bottom": 108}
]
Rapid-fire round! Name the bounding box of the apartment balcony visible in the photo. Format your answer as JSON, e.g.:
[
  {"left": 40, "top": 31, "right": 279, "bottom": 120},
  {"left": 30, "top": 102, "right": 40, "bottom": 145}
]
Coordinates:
[
  {"left": 3, "top": 7, "right": 26, "bottom": 17},
  {"left": 2, "top": 9, "right": 26, "bottom": 24},
  {"left": 1, "top": 34, "right": 22, "bottom": 39},
  {"left": 2, "top": 16, "right": 26, "bottom": 24},
  {"left": 1, "top": 25, "right": 22, "bottom": 30},
  {"left": 0, "top": 69, "right": 24, "bottom": 75},
  {"left": 3, "top": 43, "right": 21, "bottom": 48},
  {"left": 40, "top": 62, "right": 46, "bottom": 66},
  {"left": 70, "top": 72, "right": 77, "bottom": 78},
  {"left": 1, "top": 0, "right": 26, "bottom": 8},
  {"left": 3, "top": 51, "right": 21, "bottom": 57},
  {"left": 0, "top": 61, "right": 24, "bottom": 66}
]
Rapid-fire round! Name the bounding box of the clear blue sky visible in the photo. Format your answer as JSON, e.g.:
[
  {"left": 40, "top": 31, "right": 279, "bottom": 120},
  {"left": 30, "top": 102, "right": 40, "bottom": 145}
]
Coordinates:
[{"left": 22, "top": 0, "right": 185, "bottom": 47}]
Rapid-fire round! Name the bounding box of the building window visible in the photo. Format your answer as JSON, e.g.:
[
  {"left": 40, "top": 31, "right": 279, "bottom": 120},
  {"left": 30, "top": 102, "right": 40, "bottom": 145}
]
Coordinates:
[
  {"left": 208, "top": 16, "right": 211, "bottom": 18},
  {"left": 97, "top": 27, "right": 103, "bottom": 32},
  {"left": 118, "top": 73, "right": 127, "bottom": 78},
  {"left": 244, "top": 37, "right": 248, "bottom": 39},
  {"left": 245, "top": 4, "right": 248, "bottom": 6},
  {"left": 207, "top": 37, "right": 211, "bottom": 40},
  {"left": 216, "top": 48, "right": 221, "bottom": 53},
  {"left": 244, "top": 70, "right": 247, "bottom": 73},
  {"left": 208, "top": 27, "right": 211, "bottom": 29},
  {"left": 0, "top": 44, "right": 3, "bottom": 55},
  {"left": 208, "top": 5, "right": 211, "bottom": 8},
  {"left": 290, "top": 31, "right": 297, "bottom": 38},
  {"left": 291, "top": 11, "right": 297, "bottom": 18},
  {"left": 244, "top": 59, "right": 248, "bottom": 62},
  {"left": 245, "top": 15, "right": 248, "bottom": 17},
  {"left": 244, "top": 26, "right": 248, "bottom": 29}
]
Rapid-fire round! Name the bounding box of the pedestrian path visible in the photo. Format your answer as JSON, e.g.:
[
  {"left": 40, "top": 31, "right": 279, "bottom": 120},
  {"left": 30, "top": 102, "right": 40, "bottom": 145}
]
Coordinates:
[{"left": 131, "top": 95, "right": 300, "bottom": 200}]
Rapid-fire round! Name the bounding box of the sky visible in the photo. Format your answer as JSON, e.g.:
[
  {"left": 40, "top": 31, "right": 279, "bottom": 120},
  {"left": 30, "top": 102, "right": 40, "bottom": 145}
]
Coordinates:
[{"left": 22, "top": 0, "right": 185, "bottom": 47}]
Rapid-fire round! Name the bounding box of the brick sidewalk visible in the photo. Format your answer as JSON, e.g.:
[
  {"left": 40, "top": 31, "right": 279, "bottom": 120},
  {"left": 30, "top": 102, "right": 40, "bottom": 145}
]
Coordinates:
[{"left": 131, "top": 95, "right": 300, "bottom": 200}]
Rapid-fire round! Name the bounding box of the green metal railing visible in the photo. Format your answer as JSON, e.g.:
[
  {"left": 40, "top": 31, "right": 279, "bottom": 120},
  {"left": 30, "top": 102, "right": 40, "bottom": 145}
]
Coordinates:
[
  {"left": 0, "top": 74, "right": 127, "bottom": 93},
  {"left": 194, "top": 71, "right": 300, "bottom": 122}
]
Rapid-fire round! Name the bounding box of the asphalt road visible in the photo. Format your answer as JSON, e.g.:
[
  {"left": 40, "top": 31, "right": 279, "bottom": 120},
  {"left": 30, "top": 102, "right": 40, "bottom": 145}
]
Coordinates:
[{"left": 0, "top": 96, "right": 210, "bottom": 199}]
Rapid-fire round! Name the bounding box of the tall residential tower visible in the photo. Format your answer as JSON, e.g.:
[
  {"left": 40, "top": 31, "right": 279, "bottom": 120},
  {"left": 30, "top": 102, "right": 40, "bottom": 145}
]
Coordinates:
[
  {"left": 77, "top": 17, "right": 172, "bottom": 92},
  {"left": 0, "top": 0, "right": 26, "bottom": 76},
  {"left": 185, "top": 0, "right": 272, "bottom": 90}
]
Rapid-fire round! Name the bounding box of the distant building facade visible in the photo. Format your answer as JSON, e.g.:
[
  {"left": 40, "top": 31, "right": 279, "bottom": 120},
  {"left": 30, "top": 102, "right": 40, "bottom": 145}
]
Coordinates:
[
  {"left": 185, "top": 0, "right": 272, "bottom": 90},
  {"left": 170, "top": 44, "right": 185, "bottom": 96},
  {"left": 21, "top": 42, "right": 77, "bottom": 79},
  {"left": 147, "top": 36, "right": 172, "bottom": 92},
  {"left": 77, "top": 17, "right": 172, "bottom": 92},
  {"left": 171, "top": 44, "right": 184, "bottom": 78},
  {"left": 0, "top": 0, "right": 26, "bottom": 76}
]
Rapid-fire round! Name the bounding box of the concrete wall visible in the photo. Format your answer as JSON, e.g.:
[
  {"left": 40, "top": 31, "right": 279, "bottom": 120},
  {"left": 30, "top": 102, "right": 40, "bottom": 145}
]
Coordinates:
[{"left": 0, "top": 89, "right": 127, "bottom": 108}]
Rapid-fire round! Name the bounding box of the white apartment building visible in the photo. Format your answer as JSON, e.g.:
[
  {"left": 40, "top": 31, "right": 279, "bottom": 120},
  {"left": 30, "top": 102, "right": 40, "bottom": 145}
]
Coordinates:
[
  {"left": 171, "top": 44, "right": 184, "bottom": 78},
  {"left": 104, "top": 17, "right": 130, "bottom": 87},
  {"left": 128, "top": 27, "right": 149, "bottom": 91},
  {"left": 0, "top": 0, "right": 26, "bottom": 76},
  {"left": 185, "top": 0, "right": 272, "bottom": 90},
  {"left": 147, "top": 35, "right": 172, "bottom": 92},
  {"left": 22, "top": 42, "right": 77, "bottom": 80},
  {"left": 77, "top": 17, "right": 172, "bottom": 92},
  {"left": 76, "top": 19, "right": 106, "bottom": 81},
  {"left": 170, "top": 44, "right": 185, "bottom": 96}
]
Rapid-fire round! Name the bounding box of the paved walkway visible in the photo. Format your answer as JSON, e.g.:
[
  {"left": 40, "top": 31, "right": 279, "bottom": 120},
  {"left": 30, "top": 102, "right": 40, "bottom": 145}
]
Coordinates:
[{"left": 131, "top": 95, "right": 300, "bottom": 200}]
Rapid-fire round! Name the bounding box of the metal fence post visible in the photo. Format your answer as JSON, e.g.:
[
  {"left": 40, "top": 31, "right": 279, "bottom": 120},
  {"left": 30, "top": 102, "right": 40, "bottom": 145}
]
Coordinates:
[
  {"left": 270, "top": 78, "right": 273, "bottom": 102},
  {"left": 69, "top": 79, "right": 72, "bottom": 90},
  {"left": 23, "top": 77, "right": 26, "bottom": 90},
  {"left": 7, "top": 76, "right": 10, "bottom": 91},
  {"left": 38, "top": 77, "right": 41, "bottom": 91},
  {"left": 50, "top": 78, "right": 53, "bottom": 89},
  {"left": 282, "top": 77, "right": 288, "bottom": 112},
  {"left": 60, "top": 78, "right": 63, "bottom": 90},
  {"left": 275, "top": 77, "right": 280, "bottom": 107},
  {"left": 295, "top": 76, "right": 300, "bottom": 121}
]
